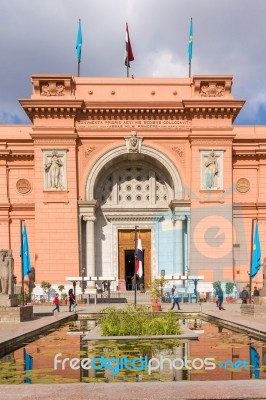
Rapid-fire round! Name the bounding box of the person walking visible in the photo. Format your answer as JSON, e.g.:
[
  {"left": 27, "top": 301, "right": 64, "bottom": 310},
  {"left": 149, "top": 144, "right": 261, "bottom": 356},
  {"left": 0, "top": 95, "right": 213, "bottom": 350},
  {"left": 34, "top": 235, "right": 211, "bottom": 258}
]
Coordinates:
[
  {"left": 170, "top": 285, "right": 181, "bottom": 311},
  {"left": 52, "top": 293, "right": 60, "bottom": 313},
  {"left": 241, "top": 287, "right": 249, "bottom": 304},
  {"left": 217, "top": 286, "right": 225, "bottom": 310},
  {"left": 68, "top": 288, "right": 76, "bottom": 312},
  {"left": 214, "top": 287, "right": 219, "bottom": 307}
]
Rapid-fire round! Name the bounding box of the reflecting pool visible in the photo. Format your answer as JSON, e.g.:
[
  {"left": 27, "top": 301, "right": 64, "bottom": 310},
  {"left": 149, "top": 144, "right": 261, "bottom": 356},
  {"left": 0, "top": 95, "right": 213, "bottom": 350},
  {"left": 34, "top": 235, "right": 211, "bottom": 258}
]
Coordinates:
[{"left": 0, "top": 318, "right": 265, "bottom": 384}]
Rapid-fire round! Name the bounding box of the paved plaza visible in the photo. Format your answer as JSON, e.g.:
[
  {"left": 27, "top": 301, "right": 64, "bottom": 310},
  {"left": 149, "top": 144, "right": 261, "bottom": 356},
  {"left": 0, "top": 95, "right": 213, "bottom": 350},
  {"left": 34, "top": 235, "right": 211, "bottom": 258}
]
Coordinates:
[{"left": 0, "top": 301, "right": 266, "bottom": 399}]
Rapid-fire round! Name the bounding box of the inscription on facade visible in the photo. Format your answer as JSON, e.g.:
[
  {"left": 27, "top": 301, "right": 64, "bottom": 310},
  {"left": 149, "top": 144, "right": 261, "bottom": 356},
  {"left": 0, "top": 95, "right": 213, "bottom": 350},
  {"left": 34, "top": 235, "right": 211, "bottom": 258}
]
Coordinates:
[{"left": 76, "top": 119, "right": 191, "bottom": 130}]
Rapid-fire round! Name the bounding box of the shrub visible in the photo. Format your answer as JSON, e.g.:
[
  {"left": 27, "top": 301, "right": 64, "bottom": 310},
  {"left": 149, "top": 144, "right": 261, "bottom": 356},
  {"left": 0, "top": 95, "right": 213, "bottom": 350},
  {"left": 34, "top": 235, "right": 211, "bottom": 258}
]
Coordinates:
[{"left": 100, "top": 304, "right": 181, "bottom": 336}]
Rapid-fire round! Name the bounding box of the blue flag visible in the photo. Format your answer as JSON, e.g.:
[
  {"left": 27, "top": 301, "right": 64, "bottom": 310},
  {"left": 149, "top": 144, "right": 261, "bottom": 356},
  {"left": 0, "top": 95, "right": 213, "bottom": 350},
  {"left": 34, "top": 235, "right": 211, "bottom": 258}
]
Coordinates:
[
  {"left": 188, "top": 18, "right": 193, "bottom": 62},
  {"left": 250, "top": 345, "right": 260, "bottom": 379},
  {"left": 20, "top": 224, "right": 32, "bottom": 278},
  {"left": 250, "top": 223, "right": 261, "bottom": 278},
  {"left": 76, "top": 19, "right": 82, "bottom": 61},
  {"left": 24, "top": 349, "right": 33, "bottom": 384}
]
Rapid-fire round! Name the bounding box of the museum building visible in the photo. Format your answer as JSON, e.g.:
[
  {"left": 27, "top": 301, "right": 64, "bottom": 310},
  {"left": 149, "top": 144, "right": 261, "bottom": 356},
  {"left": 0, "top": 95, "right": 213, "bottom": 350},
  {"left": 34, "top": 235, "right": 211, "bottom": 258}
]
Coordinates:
[{"left": 0, "top": 74, "right": 265, "bottom": 294}]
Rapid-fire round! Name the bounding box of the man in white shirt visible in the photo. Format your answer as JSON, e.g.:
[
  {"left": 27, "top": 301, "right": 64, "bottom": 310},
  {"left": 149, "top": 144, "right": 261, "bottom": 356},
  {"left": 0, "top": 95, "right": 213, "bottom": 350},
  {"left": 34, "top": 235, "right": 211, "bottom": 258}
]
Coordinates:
[{"left": 171, "top": 285, "right": 181, "bottom": 310}]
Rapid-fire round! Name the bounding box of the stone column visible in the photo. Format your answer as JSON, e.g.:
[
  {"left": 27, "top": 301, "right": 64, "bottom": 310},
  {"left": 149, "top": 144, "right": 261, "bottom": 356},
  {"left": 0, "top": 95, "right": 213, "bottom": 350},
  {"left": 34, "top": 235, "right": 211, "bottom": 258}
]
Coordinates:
[
  {"left": 173, "top": 217, "right": 185, "bottom": 275},
  {"left": 83, "top": 215, "right": 96, "bottom": 289}
]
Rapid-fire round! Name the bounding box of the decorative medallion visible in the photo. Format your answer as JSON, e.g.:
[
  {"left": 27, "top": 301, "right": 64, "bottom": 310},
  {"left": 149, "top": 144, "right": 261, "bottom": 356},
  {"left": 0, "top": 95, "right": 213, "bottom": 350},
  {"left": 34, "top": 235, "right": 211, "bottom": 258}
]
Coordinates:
[
  {"left": 16, "top": 179, "right": 31, "bottom": 194},
  {"left": 236, "top": 178, "right": 250, "bottom": 193}
]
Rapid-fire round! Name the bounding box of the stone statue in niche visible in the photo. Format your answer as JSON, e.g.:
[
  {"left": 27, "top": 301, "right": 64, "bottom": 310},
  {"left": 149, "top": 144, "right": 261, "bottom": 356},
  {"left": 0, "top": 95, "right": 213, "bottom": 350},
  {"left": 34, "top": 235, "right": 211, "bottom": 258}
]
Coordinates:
[
  {"left": 205, "top": 151, "right": 219, "bottom": 189},
  {"left": 0, "top": 250, "right": 15, "bottom": 295},
  {"left": 44, "top": 150, "right": 63, "bottom": 189}
]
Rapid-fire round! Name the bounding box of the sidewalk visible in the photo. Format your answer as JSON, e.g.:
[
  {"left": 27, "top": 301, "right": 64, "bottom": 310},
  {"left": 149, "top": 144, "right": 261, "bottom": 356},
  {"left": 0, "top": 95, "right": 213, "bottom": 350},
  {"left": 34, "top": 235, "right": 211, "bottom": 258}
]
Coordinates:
[{"left": 0, "top": 301, "right": 266, "bottom": 399}]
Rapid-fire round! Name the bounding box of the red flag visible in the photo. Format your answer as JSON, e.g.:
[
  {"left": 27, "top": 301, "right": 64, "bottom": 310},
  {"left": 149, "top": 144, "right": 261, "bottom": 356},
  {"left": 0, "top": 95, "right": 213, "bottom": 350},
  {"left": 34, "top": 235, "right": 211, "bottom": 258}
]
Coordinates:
[
  {"left": 125, "top": 22, "right": 134, "bottom": 67},
  {"left": 135, "top": 233, "right": 143, "bottom": 278}
]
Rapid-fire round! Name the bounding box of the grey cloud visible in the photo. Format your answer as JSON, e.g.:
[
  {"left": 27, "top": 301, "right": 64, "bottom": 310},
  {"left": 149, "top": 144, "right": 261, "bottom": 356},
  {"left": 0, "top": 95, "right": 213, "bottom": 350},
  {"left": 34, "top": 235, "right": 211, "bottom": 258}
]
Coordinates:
[{"left": 0, "top": 0, "right": 265, "bottom": 124}]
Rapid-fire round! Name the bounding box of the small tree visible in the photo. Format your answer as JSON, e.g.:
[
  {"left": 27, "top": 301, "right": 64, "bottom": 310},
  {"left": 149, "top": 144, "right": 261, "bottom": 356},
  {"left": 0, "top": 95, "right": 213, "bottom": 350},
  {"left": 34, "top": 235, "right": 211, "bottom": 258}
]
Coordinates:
[
  {"left": 40, "top": 281, "right": 52, "bottom": 302},
  {"left": 58, "top": 284, "right": 65, "bottom": 299},
  {"left": 225, "top": 282, "right": 235, "bottom": 296},
  {"left": 212, "top": 281, "right": 221, "bottom": 291}
]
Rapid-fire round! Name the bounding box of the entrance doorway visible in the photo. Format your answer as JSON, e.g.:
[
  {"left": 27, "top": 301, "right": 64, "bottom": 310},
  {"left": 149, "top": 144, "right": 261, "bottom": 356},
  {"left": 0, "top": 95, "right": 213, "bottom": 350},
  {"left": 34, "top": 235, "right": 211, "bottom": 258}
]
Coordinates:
[
  {"left": 125, "top": 249, "right": 145, "bottom": 290},
  {"left": 118, "top": 229, "right": 151, "bottom": 289}
]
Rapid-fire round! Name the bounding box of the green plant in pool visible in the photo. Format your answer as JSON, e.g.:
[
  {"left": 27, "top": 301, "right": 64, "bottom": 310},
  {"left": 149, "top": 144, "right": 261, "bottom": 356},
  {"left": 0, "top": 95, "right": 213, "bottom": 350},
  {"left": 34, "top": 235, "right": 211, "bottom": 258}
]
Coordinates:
[{"left": 100, "top": 304, "right": 181, "bottom": 336}]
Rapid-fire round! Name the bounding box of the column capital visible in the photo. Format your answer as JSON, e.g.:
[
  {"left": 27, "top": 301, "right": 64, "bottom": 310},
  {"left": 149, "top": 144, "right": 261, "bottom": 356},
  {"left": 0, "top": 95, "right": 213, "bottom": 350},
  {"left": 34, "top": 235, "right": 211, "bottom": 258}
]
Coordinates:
[
  {"left": 83, "top": 215, "right": 96, "bottom": 222},
  {"left": 78, "top": 199, "right": 99, "bottom": 215}
]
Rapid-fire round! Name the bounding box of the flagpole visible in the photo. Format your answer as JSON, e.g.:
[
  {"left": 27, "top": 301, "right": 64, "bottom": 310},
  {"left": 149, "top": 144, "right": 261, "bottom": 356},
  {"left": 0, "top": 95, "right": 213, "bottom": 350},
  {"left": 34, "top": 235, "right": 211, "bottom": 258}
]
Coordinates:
[
  {"left": 134, "top": 225, "right": 138, "bottom": 307},
  {"left": 127, "top": 59, "right": 129, "bottom": 78},
  {"left": 188, "top": 17, "right": 193, "bottom": 78},
  {"left": 76, "top": 19, "right": 82, "bottom": 77},
  {"left": 20, "top": 219, "right": 25, "bottom": 306},
  {"left": 249, "top": 218, "right": 256, "bottom": 304}
]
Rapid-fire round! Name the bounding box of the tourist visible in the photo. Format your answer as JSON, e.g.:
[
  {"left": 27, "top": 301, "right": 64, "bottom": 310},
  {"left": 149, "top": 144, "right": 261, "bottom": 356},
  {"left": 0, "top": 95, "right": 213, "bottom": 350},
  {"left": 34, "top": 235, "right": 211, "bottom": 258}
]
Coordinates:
[
  {"left": 217, "top": 286, "right": 225, "bottom": 310},
  {"left": 240, "top": 287, "right": 249, "bottom": 304},
  {"left": 253, "top": 286, "right": 260, "bottom": 297},
  {"left": 170, "top": 285, "right": 181, "bottom": 311},
  {"left": 214, "top": 287, "right": 219, "bottom": 307},
  {"left": 52, "top": 293, "right": 60, "bottom": 313},
  {"left": 68, "top": 288, "right": 76, "bottom": 312},
  {"left": 131, "top": 275, "right": 136, "bottom": 290}
]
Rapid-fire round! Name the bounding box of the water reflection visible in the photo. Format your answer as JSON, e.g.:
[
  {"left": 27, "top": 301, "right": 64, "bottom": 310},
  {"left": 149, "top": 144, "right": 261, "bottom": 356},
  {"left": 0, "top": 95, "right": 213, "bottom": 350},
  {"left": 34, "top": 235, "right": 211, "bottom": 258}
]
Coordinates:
[{"left": 0, "top": 319, "right": 265, "bottom": 384}]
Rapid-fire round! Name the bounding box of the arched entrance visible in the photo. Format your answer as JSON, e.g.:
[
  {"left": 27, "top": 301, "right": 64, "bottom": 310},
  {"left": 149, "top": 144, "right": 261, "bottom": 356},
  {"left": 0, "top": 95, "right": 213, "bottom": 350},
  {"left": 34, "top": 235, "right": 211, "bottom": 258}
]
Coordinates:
[{"left": 80, "top": 144, "right": 189, "bottom": 289}]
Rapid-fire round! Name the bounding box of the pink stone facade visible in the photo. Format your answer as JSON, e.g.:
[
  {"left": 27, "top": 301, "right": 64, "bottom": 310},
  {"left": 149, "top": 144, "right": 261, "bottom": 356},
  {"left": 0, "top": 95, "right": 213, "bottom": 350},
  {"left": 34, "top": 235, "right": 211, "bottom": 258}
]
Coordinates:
[{"left": 0, "top": 74, "right": 264, "bottom": 292}]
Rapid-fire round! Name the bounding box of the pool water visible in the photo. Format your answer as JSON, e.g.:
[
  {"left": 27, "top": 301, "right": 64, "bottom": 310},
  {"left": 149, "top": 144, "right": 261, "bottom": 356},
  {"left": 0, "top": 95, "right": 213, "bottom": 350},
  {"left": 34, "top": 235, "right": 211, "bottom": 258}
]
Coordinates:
[{"left": 0, "top": 318, "right": 265, "bottom": 384}]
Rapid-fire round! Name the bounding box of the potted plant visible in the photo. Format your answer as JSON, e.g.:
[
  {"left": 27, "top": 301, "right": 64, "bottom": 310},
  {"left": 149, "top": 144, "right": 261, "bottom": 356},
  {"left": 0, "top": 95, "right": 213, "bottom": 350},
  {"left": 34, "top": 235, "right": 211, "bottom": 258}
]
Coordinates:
[
  {"left": 40, "top": 281, "right": 51, "bottom": 303},
  {"left": 61, "top": 293, "right": 68, "bottom": 305},
  {"left": 225, "top": 282, "right": 235, "bottom": 303},
  {"left": 149, "top": 277, "right": 168, "bottom": 311},
  {"left": 58, "top": 285, "right": 67, "bottom": 304}
]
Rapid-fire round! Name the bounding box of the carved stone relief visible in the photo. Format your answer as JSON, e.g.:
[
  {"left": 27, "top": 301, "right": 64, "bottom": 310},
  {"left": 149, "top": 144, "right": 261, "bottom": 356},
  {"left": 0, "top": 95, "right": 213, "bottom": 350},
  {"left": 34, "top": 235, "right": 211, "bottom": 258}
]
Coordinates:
[
  {"left": 41, "top": 82, "right": 66, "bottom": 96},
  {"left": 172, "top": 145, "right": 184, "bottom": 159},
  {"left": 200, "top": 83, "right": 225, "bottom": 97},
  {"left": 125, "top": 131, "right": 142, "bottom": 153},
  {"left": 84, "top": 146, "right": 96, "bottom": 158}
]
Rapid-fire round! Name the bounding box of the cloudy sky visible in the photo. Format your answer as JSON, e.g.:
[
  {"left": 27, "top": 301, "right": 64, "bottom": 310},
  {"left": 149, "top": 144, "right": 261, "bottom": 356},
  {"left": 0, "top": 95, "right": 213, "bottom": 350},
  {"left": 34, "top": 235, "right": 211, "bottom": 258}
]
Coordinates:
[{"left": 1, "top": 0, "right": 266, "bottom": 125}]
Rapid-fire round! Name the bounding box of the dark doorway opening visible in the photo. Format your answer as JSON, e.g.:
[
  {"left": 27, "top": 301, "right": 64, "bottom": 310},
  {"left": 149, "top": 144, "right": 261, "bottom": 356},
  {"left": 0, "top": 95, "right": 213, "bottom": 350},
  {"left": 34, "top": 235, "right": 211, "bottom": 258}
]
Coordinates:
[
  {"left": 125, "top": 249, "right": 145, "bottom": 290},
  {"left": 125, "top": 250, "right": 135, "bottom": 290}
]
